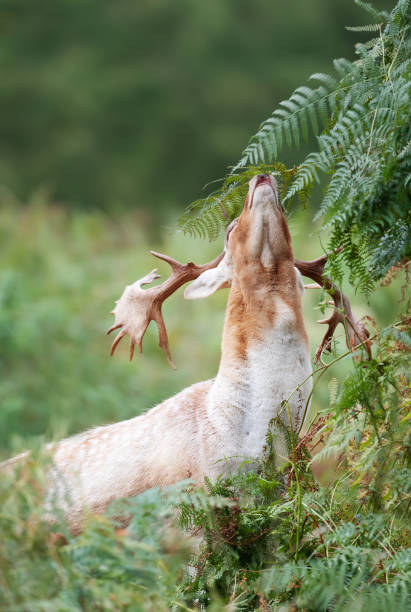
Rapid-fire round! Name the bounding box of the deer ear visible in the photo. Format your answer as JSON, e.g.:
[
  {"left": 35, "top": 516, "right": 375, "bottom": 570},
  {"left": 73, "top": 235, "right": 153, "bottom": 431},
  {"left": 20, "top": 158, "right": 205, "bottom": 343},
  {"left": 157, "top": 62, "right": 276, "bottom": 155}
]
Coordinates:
[{"left": 184, "top": 254, "right": 232, "bottom": 300}]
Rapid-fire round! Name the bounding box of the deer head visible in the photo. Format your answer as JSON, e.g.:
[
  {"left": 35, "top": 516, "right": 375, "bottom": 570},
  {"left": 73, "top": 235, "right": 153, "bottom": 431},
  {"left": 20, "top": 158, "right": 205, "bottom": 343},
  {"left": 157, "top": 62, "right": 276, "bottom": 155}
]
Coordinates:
[
  {"left": 108, "top": 174, "right": 371, "bottom": 365},
  {"left": 184, "top": 174, "right": 307, "bottom": 372},
  {"left": 185, "top": 174, "right": 296, "bottom": 301}
]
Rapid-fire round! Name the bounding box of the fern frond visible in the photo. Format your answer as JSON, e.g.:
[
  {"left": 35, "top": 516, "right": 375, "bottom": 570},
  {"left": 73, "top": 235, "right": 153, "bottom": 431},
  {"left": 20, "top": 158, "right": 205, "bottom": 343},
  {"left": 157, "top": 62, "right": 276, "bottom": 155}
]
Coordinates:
[
  {"left": 177, "top": 163, "right": 292, "bottom": 239},
  {"left": 346, "top": 23, "right": 382, "bottom": 32},
  {"left": 354, "top": 0, "right": 389, "bottom": 19},
  {"left": 234, "top": 80, "right": 338, "bottom": 171},
  {"left": 180, "top": 0, "right": 410, "bottom": 293}
]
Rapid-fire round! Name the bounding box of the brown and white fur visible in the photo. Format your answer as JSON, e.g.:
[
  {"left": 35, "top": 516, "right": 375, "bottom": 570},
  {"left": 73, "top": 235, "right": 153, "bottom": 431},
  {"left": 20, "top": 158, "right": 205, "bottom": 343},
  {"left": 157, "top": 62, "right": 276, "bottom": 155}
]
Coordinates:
[{"left": 6, "top": 174, "right": 312, "bottom": 533}]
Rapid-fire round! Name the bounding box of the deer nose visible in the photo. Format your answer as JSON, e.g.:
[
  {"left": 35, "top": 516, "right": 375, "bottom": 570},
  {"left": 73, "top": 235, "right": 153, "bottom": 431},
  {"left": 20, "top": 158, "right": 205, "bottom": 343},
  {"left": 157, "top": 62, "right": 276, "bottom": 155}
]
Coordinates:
[{"left": 256, "top": 173, "right": 269, "bottom": 186}]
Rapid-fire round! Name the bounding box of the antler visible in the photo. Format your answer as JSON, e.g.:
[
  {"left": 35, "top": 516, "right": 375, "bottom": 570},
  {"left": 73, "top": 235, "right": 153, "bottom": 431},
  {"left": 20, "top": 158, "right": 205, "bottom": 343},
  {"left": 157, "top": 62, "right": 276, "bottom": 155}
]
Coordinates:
[
  {"left": 294, "top": 254, "right": 371, "bottom": 363},
  {"left": 107, "top": 251, "right": 224, "bottom": 368},
  {"left": 108, "top": 241, "right": 370, "bottom": 368}
]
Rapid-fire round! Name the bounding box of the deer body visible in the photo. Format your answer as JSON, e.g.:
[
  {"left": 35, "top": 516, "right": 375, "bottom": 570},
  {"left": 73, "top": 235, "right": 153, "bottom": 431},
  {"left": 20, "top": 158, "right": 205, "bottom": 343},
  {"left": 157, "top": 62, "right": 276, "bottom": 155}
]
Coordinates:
[
  {"left": 41, "top": 175, "right": 312, "bottom": 532},
  {"left": 49, "top": 298, "right": 310, "bottom": 532},
  {"left": 47, "top": 380, "right": 214, "bottom": 530},
  {"left": 6, "top": 174, "right": 362, "bottom": 534}
]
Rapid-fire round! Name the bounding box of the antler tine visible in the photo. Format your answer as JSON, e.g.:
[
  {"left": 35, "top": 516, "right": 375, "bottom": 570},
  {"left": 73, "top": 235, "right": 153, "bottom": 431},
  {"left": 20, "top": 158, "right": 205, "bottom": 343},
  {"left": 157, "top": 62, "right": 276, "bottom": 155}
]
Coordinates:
[
  {"left": 108, "top": 251, "right": 225, "bottom": 368},
  {"left": 150, "top": 250, "right": 182, "bottom": 271},
  {"left": 294, "top": 253, "right": 371, "bottom": 363}
]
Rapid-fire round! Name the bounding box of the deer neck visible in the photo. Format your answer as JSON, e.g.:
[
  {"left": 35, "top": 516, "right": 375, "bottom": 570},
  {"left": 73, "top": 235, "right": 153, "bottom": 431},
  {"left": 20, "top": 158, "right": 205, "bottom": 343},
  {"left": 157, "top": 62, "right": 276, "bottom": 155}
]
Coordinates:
[
  {"left": 218, "top": 256, "right": 307, "bottom": 376},
  {"left": 210, "top": 254, "right": 310, "bottom": 444}
]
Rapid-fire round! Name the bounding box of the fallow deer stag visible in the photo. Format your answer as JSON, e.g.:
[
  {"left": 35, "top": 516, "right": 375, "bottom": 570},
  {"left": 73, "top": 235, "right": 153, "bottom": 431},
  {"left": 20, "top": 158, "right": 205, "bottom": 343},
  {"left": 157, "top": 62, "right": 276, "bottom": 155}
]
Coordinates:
[{"left": 3, "top": 174, "right": 370, "bottom": 533}]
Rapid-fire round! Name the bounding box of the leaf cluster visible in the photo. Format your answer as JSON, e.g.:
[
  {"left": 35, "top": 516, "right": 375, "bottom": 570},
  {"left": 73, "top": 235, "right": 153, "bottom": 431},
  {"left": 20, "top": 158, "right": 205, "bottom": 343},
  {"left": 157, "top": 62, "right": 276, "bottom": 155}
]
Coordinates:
[{"left": 178, "top": 0, "right": 410, "bottom": 295}]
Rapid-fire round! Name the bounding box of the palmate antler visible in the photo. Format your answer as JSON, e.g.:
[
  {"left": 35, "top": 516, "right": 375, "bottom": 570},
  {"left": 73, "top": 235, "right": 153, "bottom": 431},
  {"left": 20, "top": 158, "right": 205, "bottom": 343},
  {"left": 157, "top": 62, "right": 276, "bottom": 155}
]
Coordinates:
[
  {"left": 294, "top": 254, "right": 371, "bottom": 363},
  {"left": 107, "top": 251, "right": 224, "bottom": 369},
  {"left": 108, "top": 248, "right": 371, "bottom": 367}
]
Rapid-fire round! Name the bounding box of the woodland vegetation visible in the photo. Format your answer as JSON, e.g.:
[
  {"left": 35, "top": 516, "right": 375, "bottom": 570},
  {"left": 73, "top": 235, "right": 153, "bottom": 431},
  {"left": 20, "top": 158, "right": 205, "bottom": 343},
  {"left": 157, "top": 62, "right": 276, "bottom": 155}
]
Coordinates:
[{"left": 1, "top": 0, "right": 410, "bottom": 610}]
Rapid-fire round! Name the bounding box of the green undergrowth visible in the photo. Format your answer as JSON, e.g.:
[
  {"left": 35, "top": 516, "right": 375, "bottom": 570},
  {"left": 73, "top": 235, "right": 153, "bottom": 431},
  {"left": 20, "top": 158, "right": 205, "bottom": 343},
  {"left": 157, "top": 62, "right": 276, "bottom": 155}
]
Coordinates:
[{"left": 1, "top": 315, "right": 410, "bottom": 610}]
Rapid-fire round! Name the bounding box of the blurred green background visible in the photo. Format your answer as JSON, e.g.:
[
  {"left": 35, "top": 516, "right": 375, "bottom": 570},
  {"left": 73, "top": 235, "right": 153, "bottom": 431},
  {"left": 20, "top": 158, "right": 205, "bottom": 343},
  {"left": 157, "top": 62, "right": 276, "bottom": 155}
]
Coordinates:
[
  {"left": 0, "top": 0, "right": 393, "bottom": 215},
  {"left": 0, "top": 0, "right": 400, "bottom": 458}
]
